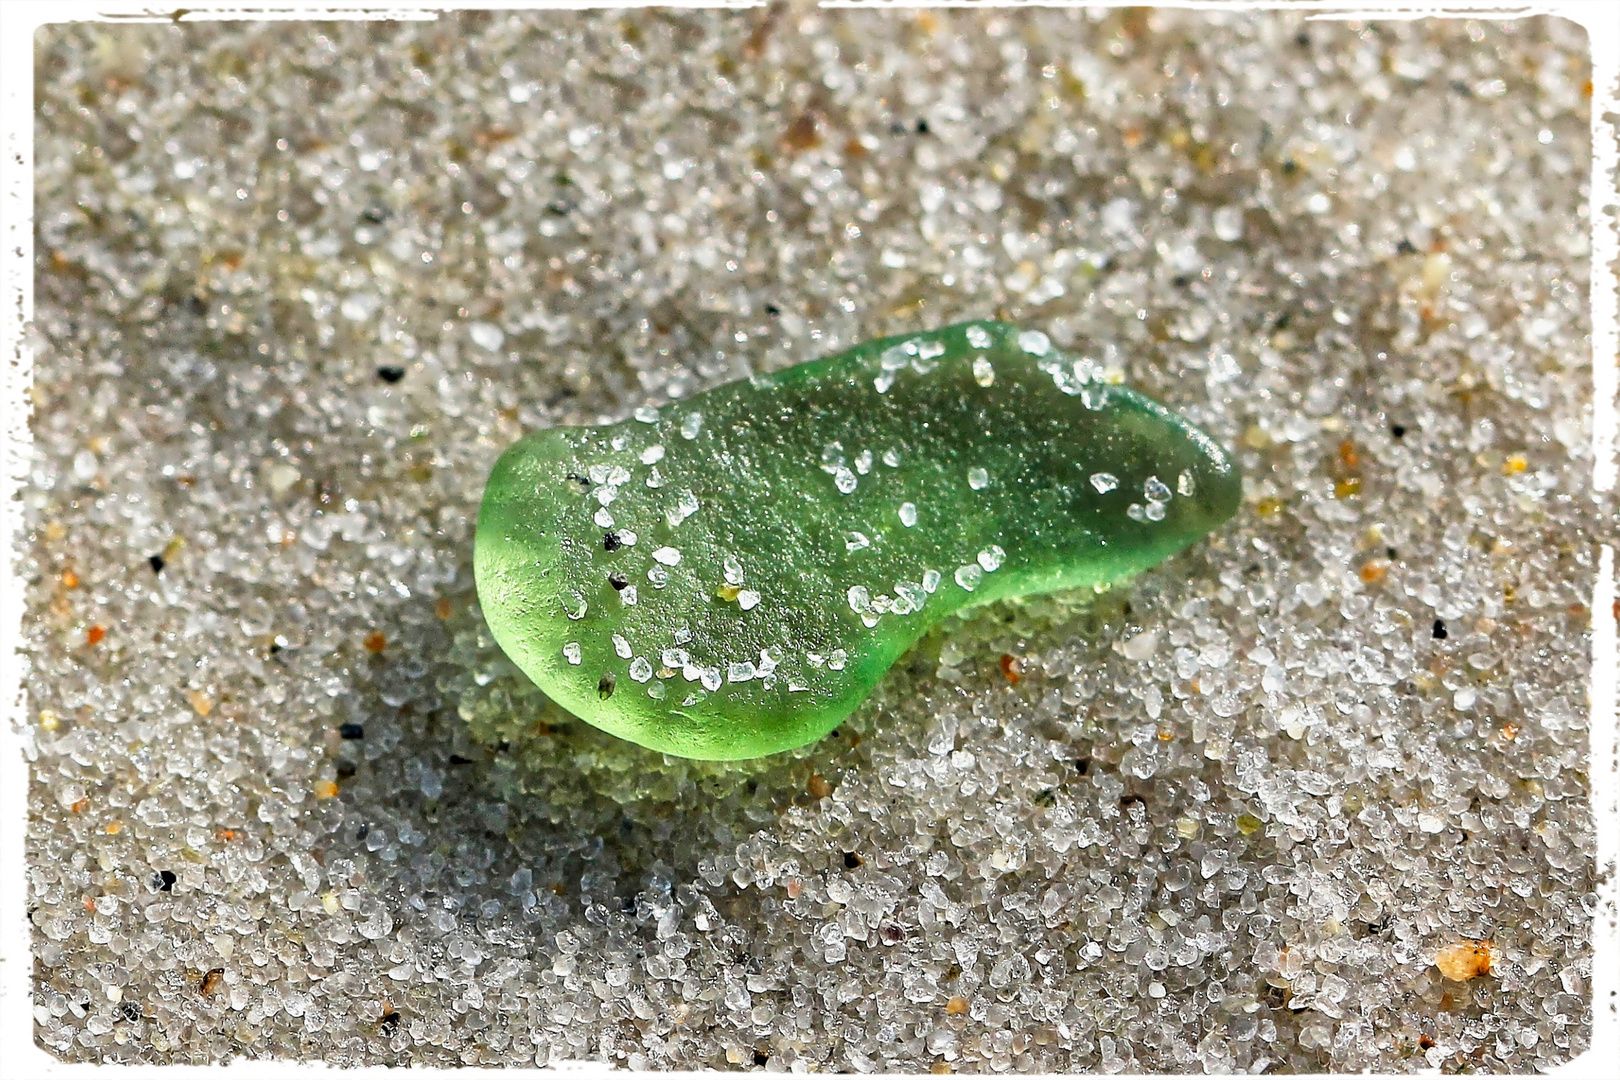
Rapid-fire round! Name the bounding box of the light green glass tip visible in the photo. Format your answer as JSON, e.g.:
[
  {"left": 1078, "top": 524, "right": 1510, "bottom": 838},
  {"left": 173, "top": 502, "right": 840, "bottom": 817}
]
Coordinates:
[{"left": 474, "top": 321, "right": 1240, "bottom": 760}]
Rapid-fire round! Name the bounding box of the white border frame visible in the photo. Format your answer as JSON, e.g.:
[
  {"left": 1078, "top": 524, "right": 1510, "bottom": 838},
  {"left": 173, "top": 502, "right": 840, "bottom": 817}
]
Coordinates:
[{"left": 1, "top": 2, "right": 1613, "bottom": 1078}]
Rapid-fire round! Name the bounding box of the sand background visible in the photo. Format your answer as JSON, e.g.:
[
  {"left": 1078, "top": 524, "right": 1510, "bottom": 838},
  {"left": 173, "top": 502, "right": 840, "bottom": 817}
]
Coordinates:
[{"left": 26, "top": 8, "right": 1598, "bottom": 1071}]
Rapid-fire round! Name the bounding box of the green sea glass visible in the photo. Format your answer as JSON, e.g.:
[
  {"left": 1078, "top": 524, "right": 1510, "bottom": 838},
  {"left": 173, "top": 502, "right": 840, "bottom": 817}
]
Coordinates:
[{"left": 474, "top": 321, "right": 1240, "bottom": 759}]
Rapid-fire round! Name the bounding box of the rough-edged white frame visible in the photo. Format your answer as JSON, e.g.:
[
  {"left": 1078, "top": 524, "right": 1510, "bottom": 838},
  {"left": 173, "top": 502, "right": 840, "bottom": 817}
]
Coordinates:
[{"left": 1, "top": 2, "right": 1613, "bottom": 1077}]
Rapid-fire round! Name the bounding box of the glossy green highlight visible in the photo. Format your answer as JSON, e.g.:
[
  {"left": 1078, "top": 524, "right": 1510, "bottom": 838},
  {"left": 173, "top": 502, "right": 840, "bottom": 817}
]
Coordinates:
[{"left": 474, "top": 320, "right": 1240, "bottom": 759}]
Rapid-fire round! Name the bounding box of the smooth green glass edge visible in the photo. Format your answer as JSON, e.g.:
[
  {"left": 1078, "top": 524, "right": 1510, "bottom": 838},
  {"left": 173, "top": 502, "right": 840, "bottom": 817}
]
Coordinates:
[{"left": 473, "top": 321, "right": 1241, "bottom": 760}]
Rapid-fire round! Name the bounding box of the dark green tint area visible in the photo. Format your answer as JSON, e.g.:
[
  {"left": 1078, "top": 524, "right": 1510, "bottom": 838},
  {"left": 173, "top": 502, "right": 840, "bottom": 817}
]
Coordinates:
[{"left": 474, "top": 321, "right": 1240, "bottom": 759}]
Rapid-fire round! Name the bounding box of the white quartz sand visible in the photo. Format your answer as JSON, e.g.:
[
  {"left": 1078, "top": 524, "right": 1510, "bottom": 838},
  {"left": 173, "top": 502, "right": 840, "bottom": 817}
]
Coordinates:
[{"left": 26, "top": 8, "right": 1596, "bottom": 1070}]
